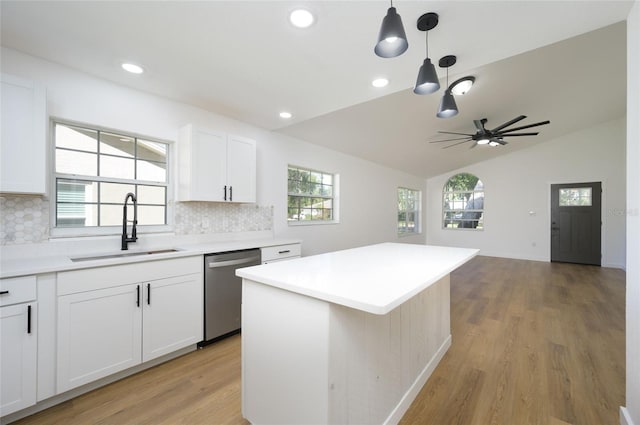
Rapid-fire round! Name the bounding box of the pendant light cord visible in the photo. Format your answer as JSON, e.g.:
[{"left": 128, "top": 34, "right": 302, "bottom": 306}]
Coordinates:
[{"left": 425, "top": 31, "right": 429, "bottom": 57}]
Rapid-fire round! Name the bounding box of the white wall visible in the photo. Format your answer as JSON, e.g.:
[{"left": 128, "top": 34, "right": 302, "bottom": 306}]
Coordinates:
[
  {"left": 624, "top": 2, "right": 640, "bottom": 424},
  {"left": 0, "top": 47, "right": 426, "bottom": 256},
  {"left": 426, "top": 118, "right": 626, "bottom": 269}
]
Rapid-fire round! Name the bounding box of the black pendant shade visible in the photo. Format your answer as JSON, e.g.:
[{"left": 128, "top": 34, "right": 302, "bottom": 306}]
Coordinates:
[
  {"left": 437, "top": 90, "right": 458, "bottom": 118},
  {"left": 413, "top": 13, "right": 440, "bottom": 94},
  {"left": 437, "top": 55, "right": 459, "bottom": 118},
  {"left": 414, "top": 58, "right": 440, "bottom": 95},
  {"left": 374, "top": 6, "right": 408, "bottom": 58}
]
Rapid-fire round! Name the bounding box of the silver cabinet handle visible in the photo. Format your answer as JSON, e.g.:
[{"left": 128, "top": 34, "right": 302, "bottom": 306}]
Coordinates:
[{"left": 208, "top": 256, "right": 260, "bottom": 268}]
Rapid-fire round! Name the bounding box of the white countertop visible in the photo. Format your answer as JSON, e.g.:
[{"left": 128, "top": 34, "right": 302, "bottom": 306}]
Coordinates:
[
  {"left": 237, "top": 243, "right": 478, "bottom": 315},
  {"left": 0, "top": 238, "right": 300, "bottom": 278}
]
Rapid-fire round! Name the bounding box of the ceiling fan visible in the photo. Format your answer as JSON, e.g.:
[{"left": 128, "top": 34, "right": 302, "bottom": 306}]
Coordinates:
[{"left": 430, "top": 115, "right": 550, "bottom": 149}]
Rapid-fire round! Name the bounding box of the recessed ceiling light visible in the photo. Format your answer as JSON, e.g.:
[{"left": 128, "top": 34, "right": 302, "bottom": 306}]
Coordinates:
[
  {"left": 371, "top": 78, "right": 389, "bottom": 88},
  {"left": 449, "top": 76, "right": 475, "bottom": 95},
  {"left": 279, "top": 111, "right": 293, "bottom": 119},
  {"left": 121, "top": 63, "right": 144, "bottom": 74},
  {"left": 290, "top": 9, "right": 314, "bottom": 28}
]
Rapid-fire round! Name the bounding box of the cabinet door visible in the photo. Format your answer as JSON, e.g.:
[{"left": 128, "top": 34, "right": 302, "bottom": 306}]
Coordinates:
[
  {"left": 57, "top": 285, "right": 142, "bottom": 393},
  {"left": 178, "top": 125, "right": 227, "bottom": 201},
  {"left": 0, "top": 303, "right": 37, "bottom": 416},
  {"left": 226, "top": 135, "right": 256, "bottom": 203},
  {"left": 142, "top": 273, "right": 203, "bottom": 362},
  {"left": 0, "top": 74, "right": 46, "bottom": 194}
]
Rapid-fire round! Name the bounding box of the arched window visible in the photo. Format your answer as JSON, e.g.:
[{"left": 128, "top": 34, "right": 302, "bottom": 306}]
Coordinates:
[{"left": 443, "top": 173, "right": 484, "bottom": 230}]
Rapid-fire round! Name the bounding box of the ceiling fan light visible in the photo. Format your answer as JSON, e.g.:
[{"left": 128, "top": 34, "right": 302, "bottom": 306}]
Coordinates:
[
  {"left": 413, "top": 58, "right": 440, "bottom": 95},
  {"left": 489, "top": 141, "right": 500, "bottom": 147},
  {"left": 374, "top": 7, "right": 408, "bottom": 58},
  {"left": 477, "top": 138, "right": 490, "bottom": 145},
  {"left": 450, "top": 76, "right": 475, "bottom": 95},
  {"left": 437, "top": 90, "right": 459, "bottom": 119}
]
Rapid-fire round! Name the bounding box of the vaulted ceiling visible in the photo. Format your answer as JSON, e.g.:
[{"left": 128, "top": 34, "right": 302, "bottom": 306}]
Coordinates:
[{"left": 0, "top": 1, "right": 631, "bottom": 178}]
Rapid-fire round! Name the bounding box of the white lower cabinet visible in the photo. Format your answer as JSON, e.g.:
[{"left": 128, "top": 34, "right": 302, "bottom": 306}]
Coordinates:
[
  {"left": 57, "top": 285, "right": 142, "bottom": 393},
  {"left": 56, "top": 257, "right": 203, "bottom": 394},
  {"left": 142, "top": 274, "right": 202, "bottom": 362},
  {"left": 0, "top": 303, "right": 38, "bottom": 416},
  {"left": 1, "top": 277, "right": 37, "bottom": 416},
  {"left": 261, "top": 243, "right": 302, "bottom": 264}
]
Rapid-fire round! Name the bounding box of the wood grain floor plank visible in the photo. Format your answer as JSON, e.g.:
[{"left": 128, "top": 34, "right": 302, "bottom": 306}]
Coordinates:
[{"left": 13, "top": 256, "right": 625, "bottom": 425}]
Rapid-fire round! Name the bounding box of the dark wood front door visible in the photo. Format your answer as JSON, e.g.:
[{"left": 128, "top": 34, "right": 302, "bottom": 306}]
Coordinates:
[{"left": 550, "top": 182, "right": 602, "bottom": 265}]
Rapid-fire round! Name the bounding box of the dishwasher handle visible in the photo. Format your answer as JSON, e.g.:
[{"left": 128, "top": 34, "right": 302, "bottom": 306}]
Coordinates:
[{"left": 207, "top": 255, "right": 261, "bottom": 268}]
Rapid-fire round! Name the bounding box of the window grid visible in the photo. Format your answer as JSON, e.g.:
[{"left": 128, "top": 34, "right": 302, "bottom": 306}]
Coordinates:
[
  {"left": 442, "top": 173, "right": 484, "bottom": 230},
  {"left": 398, "top": 187, "right": 420, "bottom": 235},
  {"left": 54, "top": 121, "right": 168, "bottom": 229},
  {"left": 559, "top": 188, "right": 592, "bottom": 206},
  {"left": 287, "top": 166, "right": 335, "bottom": 223}
]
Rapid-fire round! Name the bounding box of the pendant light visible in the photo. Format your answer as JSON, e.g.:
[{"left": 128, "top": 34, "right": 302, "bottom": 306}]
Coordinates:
[
  {"left": 413, "top": 13, "right": 440, "bottom": 95},
  {"left": 437, "top": 55, "right": 459, "bottom": 119},
  {"left": 374, "top": 0, "right": 408, "bottom": 58}
]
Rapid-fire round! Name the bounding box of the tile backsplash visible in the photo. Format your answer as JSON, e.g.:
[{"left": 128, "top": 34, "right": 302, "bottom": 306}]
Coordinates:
[
  {"left": 0, "top": 195, "right": 50, "bottom": 245},
  {"left": 174, "top": 202, "right": 273, "bottom": 235},
  {"left": 0, "top": 195, "right": 273, "bottom": 246}
]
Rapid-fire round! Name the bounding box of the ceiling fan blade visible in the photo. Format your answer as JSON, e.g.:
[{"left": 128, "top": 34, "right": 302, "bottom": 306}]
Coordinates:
[
  {"left": 498, "top": 120, "right": 551, "bottom": 133},
  {"left": 499, "top": 132, "right": 539, "bottom": 137},
  {"left": 437, "top": 131, "right": 475, "bottom": 136},
  {"left": 473, "top": 120, "right": 485, "bottom": 131},
  {"left": 469, "top": 141, "right": 479, "bottom": 149},
  {"left": 442, "top": 139, "right": 473, "bottom": 149},
  {"left": 490, "top": 115, "right": 526, "bottom": 133},
  {"left": 495, "top": 139, "right": 508, "bottom": 145},
  {"left": 429, "top": 137, "right": 473, "bottom": 143}
]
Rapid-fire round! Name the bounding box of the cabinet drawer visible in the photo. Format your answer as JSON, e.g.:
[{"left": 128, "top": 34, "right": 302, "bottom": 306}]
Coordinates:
[
  {"left": 0, "top": 275, "right": 37, "bottom": 306},
  {"left": 58, "top": 256, "right": 202, "bottom": 296},
  {"left": 261, "top": 244, "right": 301, "bottom": 263}
]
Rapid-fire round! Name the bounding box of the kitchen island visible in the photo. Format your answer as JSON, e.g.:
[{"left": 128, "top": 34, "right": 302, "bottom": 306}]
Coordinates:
[{"left": 237, "top": 243, "right": 478, "bottom": 424}]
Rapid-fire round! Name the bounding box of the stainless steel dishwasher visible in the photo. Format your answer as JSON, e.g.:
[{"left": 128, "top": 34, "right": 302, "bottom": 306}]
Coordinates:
[{"left": 202, "top": 248, "right": 261, "bottom": 345}]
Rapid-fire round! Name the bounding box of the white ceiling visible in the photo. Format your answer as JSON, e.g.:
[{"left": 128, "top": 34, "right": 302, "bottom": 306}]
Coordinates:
[{"left": 0, "top": 1, "right": 631, "bottom": 178}]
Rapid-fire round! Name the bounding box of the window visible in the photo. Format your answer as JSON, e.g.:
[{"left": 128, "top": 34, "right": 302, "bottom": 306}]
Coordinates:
[
  {"left": 443, "top": 173, "right": 484, "bottom": 230},
  {"left": 559, "top": 187, "right": 592, "bottom": 206},
  {"left": 287, "top": 165, "right": 337, "bottom": 223},
  {"left": 53, "top": 121, "right": 169, "bottom": 230},
  {"left": 398, "top": 187, "right": 421, "bottom": 235}
]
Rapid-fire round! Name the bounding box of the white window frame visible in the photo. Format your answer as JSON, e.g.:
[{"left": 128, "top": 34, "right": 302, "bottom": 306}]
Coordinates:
[
  {"left": 50, "top": 119, "right": 173, "bottom": 238},
  {"left": 397, "top": 187, "right": 421, "bottom": 236},
  {"left": 442, "top": 173, "right": 484, "bottom": 230},
  {"left": 287, "top": 164, "right": 340, "bottom": 226}
]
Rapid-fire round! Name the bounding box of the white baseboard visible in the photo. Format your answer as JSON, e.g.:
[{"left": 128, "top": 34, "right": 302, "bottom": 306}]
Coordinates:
[
  {"left": 384, "top": 334, "right": 453, "bottom": 425},
  {"left": 621, "top": 406, "right": 636, "bottom": 425}
]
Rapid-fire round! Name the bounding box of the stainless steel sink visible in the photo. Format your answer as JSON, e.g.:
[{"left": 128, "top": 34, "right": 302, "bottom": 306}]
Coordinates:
[{"left": 70, "top": 249, "right": 179, "bottom": 262}]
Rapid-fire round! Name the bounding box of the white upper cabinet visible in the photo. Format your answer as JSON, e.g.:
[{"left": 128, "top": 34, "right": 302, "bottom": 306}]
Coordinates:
[
  {"left": 0, "top": 74, "right": 47, "bottom": 195},
  {"left": 226, "top": 134, "right": 257, "bottom": 203},
  {"left": 177, "top": 124, "right": 256, "bottom": 203}
]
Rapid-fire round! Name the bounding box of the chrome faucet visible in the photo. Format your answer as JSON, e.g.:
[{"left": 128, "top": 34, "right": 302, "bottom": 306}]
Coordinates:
[{"left": 121, "top": 192, "right": 138, "bottom": 250}]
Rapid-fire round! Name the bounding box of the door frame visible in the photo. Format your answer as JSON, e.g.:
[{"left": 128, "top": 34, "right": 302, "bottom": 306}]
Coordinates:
[{"left": 546, "top": 178, "right": 607, "bottom": 263}]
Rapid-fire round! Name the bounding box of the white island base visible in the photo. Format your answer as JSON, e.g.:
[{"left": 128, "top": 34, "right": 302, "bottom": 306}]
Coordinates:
[
  {"left": 238, "top": 243, "right": 477, "bottom": 424},
  {"left": 242, "top": 275, "right": 451, "bottom": 424}
]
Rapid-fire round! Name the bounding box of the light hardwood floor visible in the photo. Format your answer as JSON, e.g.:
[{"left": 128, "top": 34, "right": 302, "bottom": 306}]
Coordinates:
[{"left": 14, "top": 256, "right": 625, "bottom": 425}]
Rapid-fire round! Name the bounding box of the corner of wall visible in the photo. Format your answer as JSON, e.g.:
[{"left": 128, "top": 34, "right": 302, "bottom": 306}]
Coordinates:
[{"left": 621, "top": 406, "right": 636, "bottom": 425}]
